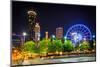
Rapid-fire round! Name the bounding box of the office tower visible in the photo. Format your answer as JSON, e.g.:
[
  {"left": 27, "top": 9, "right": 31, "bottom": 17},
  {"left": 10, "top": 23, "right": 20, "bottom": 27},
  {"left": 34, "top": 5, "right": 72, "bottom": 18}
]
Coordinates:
[
  {"left": 56, "top": 27, "right": 63, "bottom": 39},
  {"left": 27, "top": 10, "right": 37, "bottom": 40},
  {"left": 34, "top": 23, "right": 40, "bottom": 42},
  {"left": 45, "top": 31, "right": 48, "bottom": 40}
]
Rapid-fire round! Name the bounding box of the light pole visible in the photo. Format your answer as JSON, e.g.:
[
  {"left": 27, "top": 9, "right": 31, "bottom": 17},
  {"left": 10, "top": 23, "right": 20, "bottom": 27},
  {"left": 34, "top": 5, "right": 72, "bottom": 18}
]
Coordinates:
[
  {"left": 64, "top": 36, "right": 67, "bottom": 42},
  {"left": 52, "top": 35, "right": 55, "bottom": 39},
  {"left": 23, "top": 32, "right": 27, "bottom": 44}
]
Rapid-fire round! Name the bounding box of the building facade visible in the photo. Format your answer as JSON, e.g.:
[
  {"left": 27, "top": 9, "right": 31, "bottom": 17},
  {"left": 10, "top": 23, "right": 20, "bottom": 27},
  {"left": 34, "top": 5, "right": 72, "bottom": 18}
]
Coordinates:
[
  {"left": 27, "top": 10, "right": 37, "bottom": 40},
  {"left": 45, "top": 31, "right": 48, "bottom": 40},
  {"left": 34, "top": 23, "right": 40, "bottom": 42},
  {"left": 56, "top": 27, "right": 63, "bottom": 39}
]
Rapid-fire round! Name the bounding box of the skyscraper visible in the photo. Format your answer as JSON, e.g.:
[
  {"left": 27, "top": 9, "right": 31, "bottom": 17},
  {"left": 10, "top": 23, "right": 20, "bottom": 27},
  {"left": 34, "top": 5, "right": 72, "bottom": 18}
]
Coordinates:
[
  {"left": 34, "top": 23, "right": 40, "bottom": 42},
  {"left": 45, "top": 31, "right": 48, "bottom": 40},
  {"left": 56, "top": 27, "right": 63, "bottom": 39},
  {"left": 27, "top": 10, "right": 37, "bottom": 40}
]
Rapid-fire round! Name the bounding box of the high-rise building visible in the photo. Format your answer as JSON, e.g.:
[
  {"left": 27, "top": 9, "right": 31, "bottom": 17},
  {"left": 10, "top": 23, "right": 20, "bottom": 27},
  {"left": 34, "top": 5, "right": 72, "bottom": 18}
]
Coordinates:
[
  {"left": 27, "top": 10, "right": 37, "bottom": 40},
  {"left": 34, "top": 23, "right": 40, "bottom": 42},
  {"left": 45, "top": 31, "right": 48, "bottom": 40},
  {"left": 56, "top": 27, "right": 63, "bottom": 39}
]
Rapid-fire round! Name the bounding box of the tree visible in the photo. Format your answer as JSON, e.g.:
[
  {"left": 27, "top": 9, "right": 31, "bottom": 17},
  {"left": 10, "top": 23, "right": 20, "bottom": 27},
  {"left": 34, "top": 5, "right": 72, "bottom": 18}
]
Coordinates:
[
  {"left": 47, "top": 42, "right": 56, "bottom": 53},
  {"left": 23, "top": 41, "right": 37, "bottom": 53},
  {"left": 79, "top": 41, "right": 90, "bottom": 51},
  {"left": 48, "top": 39, "right": 63, "bottom": 53},
  {"left": 63, "top": 40, "right": 74, "bottom": 52},
  {"left": 39, "top": 39, "right": 48, "bottom": 55},
  {"left": 89, "top": 40, "right": 95, "bottom": 50},
  {"left": 53, "top": 39, "right": 63, "bottom": 52}
]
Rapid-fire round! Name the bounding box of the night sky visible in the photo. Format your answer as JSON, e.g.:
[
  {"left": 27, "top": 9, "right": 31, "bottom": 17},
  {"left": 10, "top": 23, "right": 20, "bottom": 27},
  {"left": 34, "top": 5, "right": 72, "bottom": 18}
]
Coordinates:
[{"left": 12, "top": 1, "right": 96, "bottom": 38}]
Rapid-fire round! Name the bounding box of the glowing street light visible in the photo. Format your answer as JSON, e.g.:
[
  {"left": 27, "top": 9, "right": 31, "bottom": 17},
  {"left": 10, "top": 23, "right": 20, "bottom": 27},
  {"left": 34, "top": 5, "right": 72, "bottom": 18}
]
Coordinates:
[
  {"left": 23, "top": 32, "right": 27, "bottom": 36},
  {"left": 64, "top": 36, "right": 67, "bottom": 42},
  {"left": 23, "top": 32, "right": 27, "bottom": 44},
  {"left": 92, "top": 35, "right": 95, "bottom": 39},
  {"left": 52, "top": 35, "right": 55, "bottom": 39},
  {"left": 64, "top": 36, "right": 67, "bottom": 40}
]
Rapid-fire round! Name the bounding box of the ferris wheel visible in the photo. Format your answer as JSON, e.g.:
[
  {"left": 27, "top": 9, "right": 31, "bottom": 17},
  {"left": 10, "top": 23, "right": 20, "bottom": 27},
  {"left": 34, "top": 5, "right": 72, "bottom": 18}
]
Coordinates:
[{"left": 66, "top": 24, "right": 92, "bottom": 44}]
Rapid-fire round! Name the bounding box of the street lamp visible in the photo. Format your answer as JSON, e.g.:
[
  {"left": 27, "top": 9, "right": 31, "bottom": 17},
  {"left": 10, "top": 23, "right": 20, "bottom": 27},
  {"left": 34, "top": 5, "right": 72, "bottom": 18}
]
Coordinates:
[
  {"left": 92, "top": 35, "right": 95, "bottom": 39},
  {"left": 51, "top": 35, "right": 55, "bottom": 41},
  {"left": 23, "top": 32, "right": 27, "bottom": 44},
  {"left": 52, "top": 35, "right": 55, "bottom": 39},
  {"left": 64, "top": 36, "right": 67, "bottom": 42},
  {"left": 64, "top": 36, "right": 67, "bottom": 40}
]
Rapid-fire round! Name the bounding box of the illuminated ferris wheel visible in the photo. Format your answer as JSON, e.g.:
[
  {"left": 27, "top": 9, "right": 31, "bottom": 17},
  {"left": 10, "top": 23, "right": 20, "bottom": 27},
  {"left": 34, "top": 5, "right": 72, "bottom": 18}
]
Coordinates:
[{"left": 66, "top": 24, "right": 92, "bottom": 44}]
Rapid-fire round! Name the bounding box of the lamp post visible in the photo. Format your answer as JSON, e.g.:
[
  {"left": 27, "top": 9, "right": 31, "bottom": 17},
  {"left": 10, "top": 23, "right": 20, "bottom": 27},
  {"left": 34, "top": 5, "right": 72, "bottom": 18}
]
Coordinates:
[
  {"left": 64, "top": 36, "right": 67, "bottom": 42},
  {"left": 52, "top": 35, "right": 55, "bottom": 39},
  {"left": 23, "top": 32, "right": 27, "bottom": 44},
  {"left": 51, "top": 35, "right": 55, "bottom": 42}
]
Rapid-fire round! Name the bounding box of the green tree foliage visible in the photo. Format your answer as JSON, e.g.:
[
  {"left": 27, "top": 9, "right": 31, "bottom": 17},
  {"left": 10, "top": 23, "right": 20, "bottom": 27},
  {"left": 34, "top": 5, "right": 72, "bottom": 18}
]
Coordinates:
[
  {"left": 89, "top": 40, "right": 95, "bottom": 50},
  {"left": 48, "top": 39, "right": 63, "bottom": 53},
  {"left": 47, "top": 42, "right": 56, "bottom": 53},
  {"left": 39, "top": 39, "right": 48, "bottom": 54},
  {"left": 63, "top": 40, "right": 74, "bottom": 52},
  {"left": 23, "top": 41, "right": 37, "bottom": 53},
  {"left": 53, "top": 39, "right": 63, "bottom": 52},
  {"left": 79, "top": 41, "right": 90, "bottom": 51}
]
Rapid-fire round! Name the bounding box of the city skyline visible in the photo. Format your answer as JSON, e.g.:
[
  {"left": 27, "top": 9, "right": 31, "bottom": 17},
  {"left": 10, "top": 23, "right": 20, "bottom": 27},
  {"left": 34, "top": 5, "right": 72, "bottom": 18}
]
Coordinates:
[{"left": 12, "top": 1, "right": 96, "bottom": 38}]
